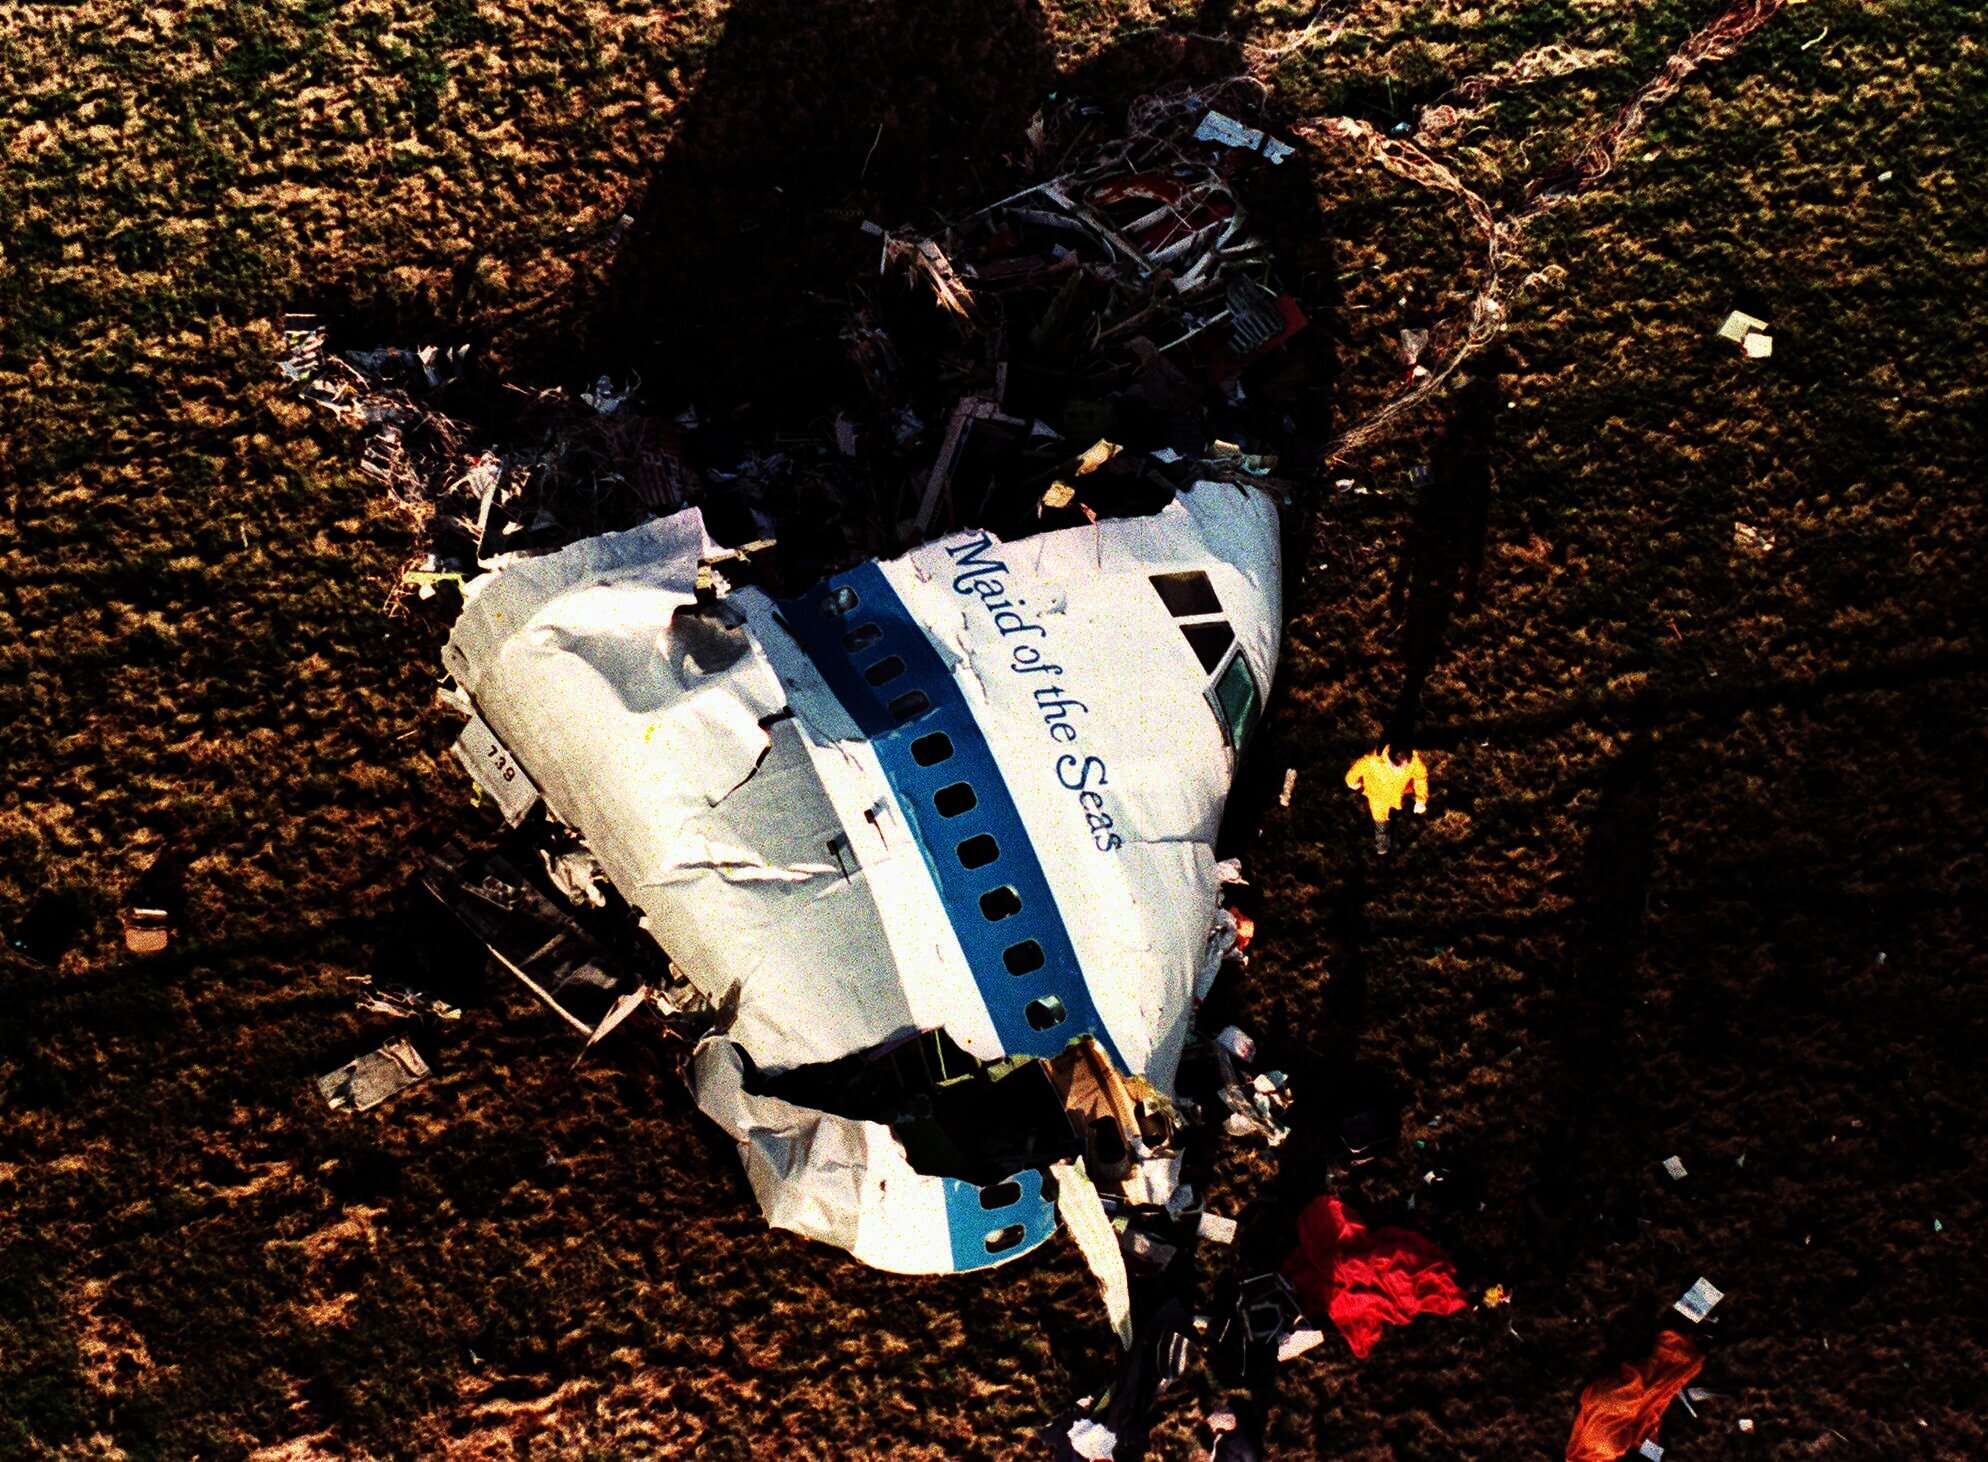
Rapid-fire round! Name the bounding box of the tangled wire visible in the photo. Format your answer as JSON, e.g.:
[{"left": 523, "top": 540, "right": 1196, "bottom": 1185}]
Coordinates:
[{"left": 1275, "top": 0, "right": 1793, "bottom": 462}]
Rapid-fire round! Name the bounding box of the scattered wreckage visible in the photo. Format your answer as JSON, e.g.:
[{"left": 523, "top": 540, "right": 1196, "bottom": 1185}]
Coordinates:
[{"left": 300, "top": 85, "right": 1317, "bottom": 1333}]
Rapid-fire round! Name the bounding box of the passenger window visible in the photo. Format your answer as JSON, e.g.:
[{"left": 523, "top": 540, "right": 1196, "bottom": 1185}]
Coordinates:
[
  {"left": 841, "top": 623, "right": 882, "bottom": 653},
  {"left": 821, "top": 585, "right": 860, "bottom": 617},
  {"left": 911, "top": 731, "right": 953, "bottom": 766},
  {"left": 1181, "top": 620, "right": 1236, "bottom": 673},
  {"left": 888, "top": 689, "right": 931, "bottom": 720},
  {"left": 1209, "top": 652, "right": 1262, "bottom": 750},
  {"left": 957, "top": 834, "right": 999, "bottom": 869},
  {"left": 984, "top": 1224, "right": 1026, "bottom": 1254},
  {"left": 978, "top": 1180, "right": 1022, "bottom": 1210},
  {"left": 979, "top": 886, "right": 1022, "bottom": 921},
  {"left": 1025, "top": 995, "right": 1067, "bottom": 1031},
  {"left": 864, "top": 655, "right": 906, "bottom": 686},
  {"left": 933, "top": 782, "right": 978, "bottom": 818},
  {"left": 1003, "top": 939, "right": 1045, "bottom": 975},
  {"left": 1148, "top": 570, "right": 1221, "bottom": 618}
]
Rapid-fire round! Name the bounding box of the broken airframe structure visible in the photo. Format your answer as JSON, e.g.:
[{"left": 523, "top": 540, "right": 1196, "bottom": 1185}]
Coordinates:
[
  {"left": 446, "top": 486, "right": 1278, "bottom": 1279},
  {"left": 308, "top": 83, "right": 1313, "bottom": 1308}
]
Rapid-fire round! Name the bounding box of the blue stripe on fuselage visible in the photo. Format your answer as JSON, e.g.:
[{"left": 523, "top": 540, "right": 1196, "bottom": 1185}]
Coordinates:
[
  {"left": 776, "top": 561, "right": 1126, "bottom": 1069},
  {"left": 941, "top": 1170, "right": 1057, "bottom": 1271}
]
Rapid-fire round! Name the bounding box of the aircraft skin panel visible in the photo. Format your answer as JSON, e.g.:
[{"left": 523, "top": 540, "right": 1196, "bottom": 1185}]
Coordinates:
[
  {"left": 881, "top": 482, "right": 1283, "bottom": 1085},
  {"left": 771, "top": 561, "right": 1130, "bottom": 1068},
  {"left": 940, "top": 1169, "right": 1060, "bottom": 1272},
  {"left": 738, "top": 591, "right": 1007, "bottom": 1066},
  {"left": 448, "top": 512, "right": 965, "bottom": 1075},
  {"left": 693, "top": 1035, "right": 1053, "bottom": 1274},
  {"left": 627, "top": 715, "right": 922, "bottom": 1071}
]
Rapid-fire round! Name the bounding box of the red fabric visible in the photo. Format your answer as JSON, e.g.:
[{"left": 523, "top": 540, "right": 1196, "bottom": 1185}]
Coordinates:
[
  {"left": 1564, "top": 1330, "right": 1704, "bottom": 1462},
  {"left": 1281, "top": 1197, "right": 1468, "bottom": 1358}
]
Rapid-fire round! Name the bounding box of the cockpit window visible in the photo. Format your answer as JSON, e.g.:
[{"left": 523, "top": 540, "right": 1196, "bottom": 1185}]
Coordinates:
[
  {"left": 1180, "top": 620, "right": 1236, "bottom": 673},
  {"left": 1208, "top": 651, "right": 1261, "bottom": 750},
  {"left": 1148, "top": 570, "right": 1222, "bottom": 618}
]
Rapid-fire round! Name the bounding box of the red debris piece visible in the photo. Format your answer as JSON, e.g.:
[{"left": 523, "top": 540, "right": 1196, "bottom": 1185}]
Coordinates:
[{"left": 1281, "top": 1196, "right": 1468, "bottom": 1358}]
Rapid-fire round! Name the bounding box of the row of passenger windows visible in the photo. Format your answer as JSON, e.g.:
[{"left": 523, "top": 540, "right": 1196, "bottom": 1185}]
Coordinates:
[
  {"left": 822, "top": 590, "right": 928, "bottom": 723},
  {"left": 828, "top": 590, "right": 1068, "bottom": 1035}
]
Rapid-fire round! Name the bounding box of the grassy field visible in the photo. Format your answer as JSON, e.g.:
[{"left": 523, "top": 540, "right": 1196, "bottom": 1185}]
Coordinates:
[{"left": 3, "top": 0, "right": 1985, "bottom": 1457}]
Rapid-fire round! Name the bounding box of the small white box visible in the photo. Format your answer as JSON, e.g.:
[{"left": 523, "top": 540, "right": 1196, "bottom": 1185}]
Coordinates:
[{"left": 1198, "top": 1211, "right": 1238, "bottom": 1245}]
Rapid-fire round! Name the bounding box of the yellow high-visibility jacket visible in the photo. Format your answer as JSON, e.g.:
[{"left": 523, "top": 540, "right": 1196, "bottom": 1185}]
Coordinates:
[{"left": 1344, "top": 749, "right": 1429, "bottom": 823}]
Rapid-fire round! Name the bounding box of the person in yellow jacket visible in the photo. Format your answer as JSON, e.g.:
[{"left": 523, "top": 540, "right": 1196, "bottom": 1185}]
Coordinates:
[{"left": 1345, "top": 745, "right": 1429, "bottom": 854}]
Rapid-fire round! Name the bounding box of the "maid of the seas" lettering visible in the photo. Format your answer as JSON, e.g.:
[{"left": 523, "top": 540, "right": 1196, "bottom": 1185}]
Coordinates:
[{"left": 945, "top": 533, "right": 1121, "bottom": 852}]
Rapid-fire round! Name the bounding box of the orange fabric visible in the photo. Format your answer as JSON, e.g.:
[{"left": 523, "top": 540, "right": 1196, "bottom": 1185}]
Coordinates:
[{"left": 1565, "top": 1330, "right": 1704, "bottom": 1462}]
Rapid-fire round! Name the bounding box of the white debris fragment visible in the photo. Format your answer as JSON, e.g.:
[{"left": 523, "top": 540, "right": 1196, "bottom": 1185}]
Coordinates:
[
  {"left": 1733, "top": 521, "right": 1776, "bottom": 555},
  {"left": 1718, "top": 309, "right": 1768, "bottom": 343},
  {"left": 581, "top": 374, "right": 636, "bottom": 415},
  {"left": 1122, "top": 1227, "right": 1179, "bottom": 1269},
  {"left": 1054, "top": 1161, "right": 1134, "bottom": 1350},
  {"left": 1193, "top": 109, "right": 1293, "bottom": 164},
  {"left": 1067, "top": 1418, "right": 1117, "bottom": 1459},
  {"left": 1663, "top": 1155, "right": 1689, "bottom": 1180},
  {"left": 1276, "top": 1326, "right": 1326, "bottom": 1361},
  {"left": 1215, "top": 857, "right": 1248, "bottom": 886},
  {"left": 1739, "top": 1418, "right": 1754, "bottom": 1432},
  {"left": 1213, "top": 1026, "right": 1257, "bottom": 1063},
  {"left": 1742, "top": 331, "right": 1774, "bottom": 358},
  {"left": 1149, "top": 445, "right": 1184, "bottom": 462},
  {"left": 1279, "top": 767, "right": 1298, "bottom": 808},
  {"left": 1674, "top": 1277, "right": 1724, "bottom": 1323},
  {"left": 318, "top": 1037, "right": 430, "bottom": 1112},
  {"left": 543, "top": 847, "right": 609, "bottom": 908},
  {"left": 1166, "top": 1184, "right": 1198, "bottom": 1219},
  {"left": 1196, "top": 110, "right": 1265, "bottom": 153},
  {"left": 1638, "top": 1441, "right": 1665, "bottom": 1461},
  {"left": 1198, "top": 1211, "right": 1238, "bottom": 1245}
]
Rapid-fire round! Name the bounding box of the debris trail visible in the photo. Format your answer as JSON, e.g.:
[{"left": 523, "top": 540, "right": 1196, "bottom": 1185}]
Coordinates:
[
  {"left": 1522, "top": 0, "right": 1793, "bottom": 211},
  {"left": 1286, "top": 0, "right": 1792, "bottom": 463},
  {"left": 1291, "top": 116, "right": 1507, "bottom": 462},
  {"left": 1414, "top": 44, "right": 1622, "bottom": 146}
]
